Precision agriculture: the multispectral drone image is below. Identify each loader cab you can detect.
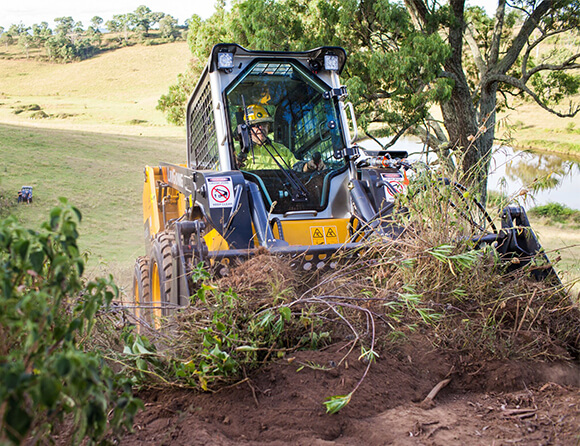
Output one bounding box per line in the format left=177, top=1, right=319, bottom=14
left=185, top=44, right=352, bottom=217
left=224, top=58, right=348, bottom=214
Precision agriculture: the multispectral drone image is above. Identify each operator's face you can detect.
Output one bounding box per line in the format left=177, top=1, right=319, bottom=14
left=251, top=123, right=269, bottom=144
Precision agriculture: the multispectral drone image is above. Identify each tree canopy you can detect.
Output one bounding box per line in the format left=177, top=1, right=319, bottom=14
left=159, top=0, right=580, bottom=199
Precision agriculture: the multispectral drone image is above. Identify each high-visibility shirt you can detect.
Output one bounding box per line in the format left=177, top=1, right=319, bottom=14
left=244, top=141, right=298, bottom=170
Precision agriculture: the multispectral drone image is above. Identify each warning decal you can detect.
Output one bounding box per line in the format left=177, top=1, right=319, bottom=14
left=325, top=227, right=338, bottom=244
left=311, top=227, right=325, bottom=245
left=207, top=177, right=234, bottom=208
left=381, top=173, right=406, bottom=198
left=310, top=226, right=339, bottom=245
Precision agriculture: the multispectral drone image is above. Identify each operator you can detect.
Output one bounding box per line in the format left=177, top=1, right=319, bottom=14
left=238, top=104, right=298, bottom=170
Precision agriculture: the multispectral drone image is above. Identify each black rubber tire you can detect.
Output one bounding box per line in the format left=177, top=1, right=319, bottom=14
left=149, top=232, right=173, bottom=328
left=132, top=256, right=150, bottom=329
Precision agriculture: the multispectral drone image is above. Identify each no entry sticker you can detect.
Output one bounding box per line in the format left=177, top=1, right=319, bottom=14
left=207, top=177, right=234, bottom=208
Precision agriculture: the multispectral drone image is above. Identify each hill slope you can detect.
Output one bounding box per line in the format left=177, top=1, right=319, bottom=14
left=0, top=42, right=190, bottom=135
left=0, top=42, right=191, bottom=288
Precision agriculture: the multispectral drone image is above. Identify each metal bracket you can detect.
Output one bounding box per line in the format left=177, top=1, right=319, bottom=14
left=323, top=86, right=348, bottom=100
left=337, top=146, right=360, bottom=159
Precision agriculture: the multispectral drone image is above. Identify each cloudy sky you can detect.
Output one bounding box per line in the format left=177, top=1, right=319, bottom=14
left=0, top=0, right=498, bottom=31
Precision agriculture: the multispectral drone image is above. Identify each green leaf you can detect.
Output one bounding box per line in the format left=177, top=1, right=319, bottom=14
left=17, top=240, right=30, bottom=260
left=55, top=356, right=71, bottom=376
left=40, top=376, right=61, bottom=407
left=4, top=399, right=32, bottom=442
left=279, top=306, right=291, bottom=321
left=323, top=393, right=352, bottom=414
left=29, top=249, right=45, bottom=272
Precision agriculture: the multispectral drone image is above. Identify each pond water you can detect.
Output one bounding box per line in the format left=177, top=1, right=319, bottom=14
left=358, top=137, right=580, bottom=210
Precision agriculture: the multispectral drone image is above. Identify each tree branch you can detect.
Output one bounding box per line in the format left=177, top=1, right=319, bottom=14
left=465, top=23, right=486, bottom=76
left=496, top=0, right=552, bottom=74
left=403, top=0, right=430, bottom=30
left=521, top=27, right=578, bottom=77
left=486, top=73, right=580, bottom=117
left=524, top=56, right=580, bottom=81
left=489, top=0, right=506, bottom=67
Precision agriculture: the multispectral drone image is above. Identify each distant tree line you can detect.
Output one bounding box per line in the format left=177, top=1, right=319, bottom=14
left=0, top=5, right=187, bottom=62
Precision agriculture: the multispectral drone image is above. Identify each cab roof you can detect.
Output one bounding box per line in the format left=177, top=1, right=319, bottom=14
left=209, top=43, right=348, bottom=75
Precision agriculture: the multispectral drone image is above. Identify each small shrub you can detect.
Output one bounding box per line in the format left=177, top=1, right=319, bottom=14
left=529, top=202, right=580, bottom=225
left=127, top=119, right=148, bottom=125
left=29, top=110, right=49, bottom=119
left=565, top=122, right=578, bottom=134
left=0, top=201, right=142, bottom=444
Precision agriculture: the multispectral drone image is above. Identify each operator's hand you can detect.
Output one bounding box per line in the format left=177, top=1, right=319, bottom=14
left=303, top=159, right=325, bottom=172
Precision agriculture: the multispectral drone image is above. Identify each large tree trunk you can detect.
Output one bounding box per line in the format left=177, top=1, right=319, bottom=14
left=441, top=0, right=480, bottom=190
left=474, top=82, right=498, bottom=203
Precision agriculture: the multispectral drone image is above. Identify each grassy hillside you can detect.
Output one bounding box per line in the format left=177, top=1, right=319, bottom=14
left=0, top=123, right=183, bottom=287
left=0, top=41, right=191, bottom=290
left=0, top=42, right=190, bottom=136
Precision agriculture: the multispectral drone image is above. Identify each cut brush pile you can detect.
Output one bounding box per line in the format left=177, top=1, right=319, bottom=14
left=111, top=176, right=579, bottom=416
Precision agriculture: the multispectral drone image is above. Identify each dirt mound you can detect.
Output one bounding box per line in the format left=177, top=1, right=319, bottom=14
left=118, top=248, right=580, bottom=445
left=120, top=335, right=580, bottom=445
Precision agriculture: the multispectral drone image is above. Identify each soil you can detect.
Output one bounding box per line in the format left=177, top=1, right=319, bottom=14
left=120, top=335, right=580, bottom=445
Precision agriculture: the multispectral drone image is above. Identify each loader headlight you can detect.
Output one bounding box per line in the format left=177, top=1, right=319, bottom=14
left=217, top=52, right=234, bottom=71
left=324, top=54, right=340, bottom=71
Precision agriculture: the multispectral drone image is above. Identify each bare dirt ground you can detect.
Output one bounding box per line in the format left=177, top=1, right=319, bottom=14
left=120, top=336, right=580, bottom=445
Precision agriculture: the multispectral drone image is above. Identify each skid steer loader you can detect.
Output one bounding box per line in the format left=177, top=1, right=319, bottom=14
left=132, top=43, right=554, bottom=327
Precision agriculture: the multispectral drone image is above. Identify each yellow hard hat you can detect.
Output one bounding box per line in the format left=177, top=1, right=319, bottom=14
left=246, top=104, right=273, bottom=124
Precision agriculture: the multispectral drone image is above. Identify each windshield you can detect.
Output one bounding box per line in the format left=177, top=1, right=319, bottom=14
left=225, top=60, right=346, bottom=213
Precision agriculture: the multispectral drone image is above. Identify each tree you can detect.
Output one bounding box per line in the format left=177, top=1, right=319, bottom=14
left=90, top=16, right=104, bottom=30
left=17, top=30, right=32, bottom=58
left=31, top=22, right=52, bottom=47
left=54, top=16, right=75, bottom=37
left=158, top=5, right=233, bottom=124
left=0, top=32, right=14, bottom=48
left=380, top=0, right=576, bottom=199
left=111, top=13, right=132, bottom=43
left=105, top=18, right=122, bottom=33
left=159, top=0, right=580, bottom=201
left=46, top=16, right=99, bottom=62
left=88, top=16, right=103, bottom=46
left=158, top=14, right=179, bottom=39
left=130, top=5, right=164, bottom=37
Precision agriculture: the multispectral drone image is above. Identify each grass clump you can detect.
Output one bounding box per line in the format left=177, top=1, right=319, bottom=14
left=12, top=104, right=42, bottom=115
left=29, top=110, right=49, bottom=119
left=127, top=119, right=148, bottom=125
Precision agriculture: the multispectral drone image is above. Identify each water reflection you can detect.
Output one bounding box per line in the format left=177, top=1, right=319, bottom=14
left=358, top=137, right=580, bottom=210
left=488, top=147, right=580, bottom=209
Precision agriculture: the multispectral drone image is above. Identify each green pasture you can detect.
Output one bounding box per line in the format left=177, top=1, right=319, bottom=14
left=0, top=123, right=184, bottom=289
left=0, top=42, right=191, bottom=136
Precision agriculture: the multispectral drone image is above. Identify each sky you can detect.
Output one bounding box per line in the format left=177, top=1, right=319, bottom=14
left=0, top=0, right=498, bottom=31
left=0, top=0, right=222, bottom=30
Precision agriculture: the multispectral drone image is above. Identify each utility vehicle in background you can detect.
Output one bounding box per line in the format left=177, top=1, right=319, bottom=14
left=132, top=43, right=552, bottom=327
